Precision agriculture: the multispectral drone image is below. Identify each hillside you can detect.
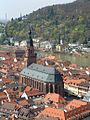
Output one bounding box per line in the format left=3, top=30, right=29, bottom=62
left=1, top=0, right=90, bottom=44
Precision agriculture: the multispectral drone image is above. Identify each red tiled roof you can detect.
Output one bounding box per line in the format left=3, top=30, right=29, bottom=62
left=0, top=92, right=7, bottom=99
left=24, top=86, right=32, bottom=92
left=65, top=79, right=85, bottom=85
left=2, top=77, right=12, bottom=84
left=26, top=88, right=44, bottom=97
left=65, top=99, right=87, bottom=111
left=44, top=93, right=66, bottom=103
left=36, top=107, right=66, bottom=120
left=69, top=64, right=77, bottom=68
left=18, top=99, right=28, bottom=106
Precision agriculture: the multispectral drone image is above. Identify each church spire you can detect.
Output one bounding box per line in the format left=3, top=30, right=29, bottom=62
left=27, top=26, right=37, bottom=67
left=28, top=29, right=33, bottom=47
left=27, top=25, right=33, bottom=48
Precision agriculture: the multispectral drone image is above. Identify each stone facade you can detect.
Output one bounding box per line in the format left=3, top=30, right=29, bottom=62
left=27, top=46, right=36, bottom=66
left=20, top=76, right=64, bottom=96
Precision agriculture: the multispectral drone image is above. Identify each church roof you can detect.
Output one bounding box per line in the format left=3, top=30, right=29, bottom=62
left=20, top=63, right=63, bottom=83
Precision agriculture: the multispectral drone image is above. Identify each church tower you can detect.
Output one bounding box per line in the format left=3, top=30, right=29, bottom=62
left=27, top=29, right=37, bottom=67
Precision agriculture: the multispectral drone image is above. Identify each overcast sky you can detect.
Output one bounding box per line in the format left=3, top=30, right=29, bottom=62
left=0, top=0, right=75, bottom=20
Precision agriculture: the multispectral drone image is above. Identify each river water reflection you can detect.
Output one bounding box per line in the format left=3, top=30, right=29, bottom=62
left=36, top=51, right=90, bottom=67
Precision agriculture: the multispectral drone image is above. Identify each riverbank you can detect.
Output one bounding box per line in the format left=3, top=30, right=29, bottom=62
left=36, top=50, right=90, bottom=67
left=0, top=45, right=90, bottom=67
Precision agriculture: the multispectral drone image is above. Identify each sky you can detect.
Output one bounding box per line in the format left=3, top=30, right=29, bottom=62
left=0, top=0, right=75, bottom=20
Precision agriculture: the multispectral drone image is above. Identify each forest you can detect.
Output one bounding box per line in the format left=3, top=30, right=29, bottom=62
left=0, top=0, right=90, bottom=45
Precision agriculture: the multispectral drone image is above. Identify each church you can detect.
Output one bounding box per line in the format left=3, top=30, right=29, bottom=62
left=20, top=30, right=64, bottom=96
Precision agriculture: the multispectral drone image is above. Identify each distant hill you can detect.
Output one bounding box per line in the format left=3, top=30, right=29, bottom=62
left=2, top=0, right=90, bottom=44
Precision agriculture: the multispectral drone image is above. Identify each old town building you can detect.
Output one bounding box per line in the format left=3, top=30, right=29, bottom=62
left=64, top=78, right=90, bottom=97
left=20, top=63, right=64, bottom=96
left=20, top=30, right=64, bottom=96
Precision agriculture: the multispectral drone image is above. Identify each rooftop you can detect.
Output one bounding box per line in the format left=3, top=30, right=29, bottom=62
left=65, top=99, right=87, bottom=111
left=36, top=107, right=65, bottom=120
left=21, top=63, right=63, bottom=83
left=44, top=93, right=66, bottom=104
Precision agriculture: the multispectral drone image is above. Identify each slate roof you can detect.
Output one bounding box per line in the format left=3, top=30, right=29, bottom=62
left=21, top=63, right=63, bottom=83
left=15, top=49, right=25, bottom=53
left=79, top=82, right=90, bottom=87
left=15, top=49, right=25, bottom=58
left=6, top=82, right=19, bottom=89
left=1, top=102, right=16, bottom=111
left=18, top=107, right=35, bottom=120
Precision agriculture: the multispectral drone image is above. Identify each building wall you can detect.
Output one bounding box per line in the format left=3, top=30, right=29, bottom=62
left=64, top=83, right=89, bottom=97
left=68, top=85, right=78, bottom=95
left=78, top=87, right=88, bottom=97
left=20, top=75, right=64, bottom=96
left=27, top=46, right=36, bottom=66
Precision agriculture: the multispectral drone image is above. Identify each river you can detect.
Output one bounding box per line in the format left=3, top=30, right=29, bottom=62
left=0, top=45, right=90, bottom=67
left=36, top=51, right=90, bottom=67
